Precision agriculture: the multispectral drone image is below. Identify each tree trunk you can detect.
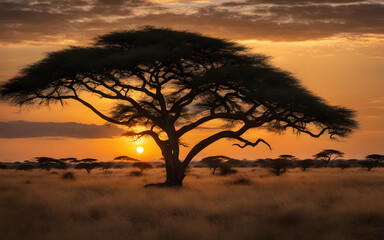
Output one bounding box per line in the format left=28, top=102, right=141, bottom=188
left=164, top=159, right=185, bottom=186
left=145, top=157, right=185, bottom=188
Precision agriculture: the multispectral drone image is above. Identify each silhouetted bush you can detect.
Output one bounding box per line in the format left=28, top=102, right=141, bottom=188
left=337, top=162, right=350, bottom=171
left=132, top=162, right=153, bottom=172
left=219, top=164, right=237, bottom=175
left=16, top=164, right=35, bottom=171
left=129, top=171, right=143, bottom=177
left=62, top=172, right=75, bottom=180
left=0, top=164, right=7, bottom=170
left=268, top=159, right=292, bottom=176
left=229, top=177, right=252, bottom=185
left=297, top=159, right=313, bottom=171
left=360, top=160, right=378, bottom=171
left=75, top=162, right=101, bottom=174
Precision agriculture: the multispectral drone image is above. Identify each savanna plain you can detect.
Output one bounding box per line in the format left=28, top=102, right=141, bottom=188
left=0, top=167, right=383, bottom=240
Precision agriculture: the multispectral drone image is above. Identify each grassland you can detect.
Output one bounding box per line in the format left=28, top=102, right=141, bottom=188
left=0, top=167, right=383, bottom=240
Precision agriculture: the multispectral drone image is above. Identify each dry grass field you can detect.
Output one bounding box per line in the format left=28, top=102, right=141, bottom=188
left=0, top=167, right=383, bottom=240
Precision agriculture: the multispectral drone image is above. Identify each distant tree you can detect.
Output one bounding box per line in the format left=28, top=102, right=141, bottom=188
left=100, top=162, right=114, bottom=170
left=297, top=159, right=313, bottom=171
left=268, top=159, right=292, bottom=176
left=114, top=156, right=139, bottom=168
left=337, top=162, right=350, bottom=171
left=200, top=155, right=228, bottom=174
left=279, top=154, right=296, bottom=160
left=0, top=27, right=357, bottom=186
left=313, top=149, right=344, bottom=167
left=360, top=154, right=384, bottom=171
left=75, top=162, right=101, bottom=174
left=365, top=154, right=384, bottom=164
left=34, top=157, right=68, bottom=171
left=60, top=157, right=78, bottom=162
left=360, top=160, right=377, bottom=171
left=80, top=158, right=97, bottom=162
left=132, top=162, right=153, bottom=173
left=0, top=164, right=7, bottom=170
left=16, top=164, right=35, bottom=171
left=219, top=163, right=238, bottom=176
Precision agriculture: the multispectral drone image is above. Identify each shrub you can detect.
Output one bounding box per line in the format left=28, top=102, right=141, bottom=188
left=62, top=172, right=75, bottom=180
left=219, top=164, right=238, bottom=176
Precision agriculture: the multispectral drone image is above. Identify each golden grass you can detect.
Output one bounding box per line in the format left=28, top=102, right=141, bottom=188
left=0, top=168, right=383, bottom=240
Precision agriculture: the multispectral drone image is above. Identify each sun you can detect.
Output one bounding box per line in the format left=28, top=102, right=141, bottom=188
left=136, top=147, right=144, bottom=154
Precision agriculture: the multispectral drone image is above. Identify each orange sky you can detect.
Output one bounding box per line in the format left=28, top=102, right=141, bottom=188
left=0, top=0, right=383, bottom=161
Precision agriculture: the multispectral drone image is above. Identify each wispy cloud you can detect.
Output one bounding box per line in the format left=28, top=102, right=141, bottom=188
left=0, top=0, right=383, bottom=44
left=0, top=121, right=123, bottom=138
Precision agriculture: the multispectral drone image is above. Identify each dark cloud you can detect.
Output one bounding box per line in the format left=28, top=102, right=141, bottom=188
left=0, top=121, right=123, bottom=138
left=0, top=0, right=382, bottom=43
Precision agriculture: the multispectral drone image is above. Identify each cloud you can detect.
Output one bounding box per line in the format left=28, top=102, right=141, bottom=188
left=0, top=121, right=123, bottom=138
left=0, top=0, right=383, bottom=44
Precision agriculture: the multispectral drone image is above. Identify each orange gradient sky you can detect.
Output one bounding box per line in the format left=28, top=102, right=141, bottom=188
left=0, top=0, right=383, bottom=161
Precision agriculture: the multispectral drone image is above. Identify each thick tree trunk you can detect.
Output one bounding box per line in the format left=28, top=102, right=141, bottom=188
left=164, top=158, right=185, bottom=186
left=145, top=156, right=185, bottom=188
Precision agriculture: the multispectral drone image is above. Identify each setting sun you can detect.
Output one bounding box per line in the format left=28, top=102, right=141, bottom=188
left=136, top=147, right=144, bottom=154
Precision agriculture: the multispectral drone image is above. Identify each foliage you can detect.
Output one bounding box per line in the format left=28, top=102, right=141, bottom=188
left=219, top=163, right=238, bottom=176
left=200, top=155, right=232, bottom=174
left=132, top=162, right=153, bottom=172
left=16, top=164, right=35, bottom=171
left=75, top=162, right=101, bottom=174
left=313, top=149, right=344, bottom=166
left=268, top=159, right=292, bottom=176
left=297, top=159, right=313, bottom=171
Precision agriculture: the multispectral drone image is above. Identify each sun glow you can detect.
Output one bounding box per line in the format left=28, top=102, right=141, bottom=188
left=136, top=147, right=144, bottom=154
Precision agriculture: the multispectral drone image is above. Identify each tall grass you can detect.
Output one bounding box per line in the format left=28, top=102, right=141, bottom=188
left=0, top=168, right=383, bottom=240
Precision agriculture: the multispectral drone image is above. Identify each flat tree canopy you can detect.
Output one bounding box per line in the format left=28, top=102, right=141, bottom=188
left=0, top=27, right=357, bottom=186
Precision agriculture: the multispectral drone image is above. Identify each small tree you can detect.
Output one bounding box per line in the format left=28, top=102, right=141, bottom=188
left=16, top=164, right=35, bottom=171
left=297, top=159, right=313, bottom=171
left=313, top=149, right=344, bottom=167
left=34, top=157, right=68, bottom=171
left=268, top=158, right=292, bottom=176
left=361, top=154, right=384, bottom=171
left=0, top=27, right=357, bottom=186
left=279, top=154, right=296, bottom=160
left=365, top=154, right=384, bottom=165
left=75, top=162, right=101, bottom=174
left=200, top=155, right=230, bottom=174
left=132, top=162, right=153, bottom=172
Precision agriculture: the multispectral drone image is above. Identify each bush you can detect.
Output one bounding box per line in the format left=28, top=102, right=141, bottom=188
left=129, top=171, right=143, bottom=177
left=219, top=164, right=237, bottom=176
left=268, top=159, right=291, bottom=176
left=229, top=177, right=252, bottom=185
left=62, top=172, right=75, bottom=180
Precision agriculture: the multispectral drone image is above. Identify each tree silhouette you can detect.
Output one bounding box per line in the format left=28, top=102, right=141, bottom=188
left=16, top=164, right=35, bottom=171
left=297, top=159, right=313, bottom=171
left=268, top=158, right=292, bottom=176
left=0, top=27, right=357, bottom=186
left=34, top=157, right=68, bottom=171
left=132, top=162, right=153, bottom=172
left=75, top=162, right=101, bottom=174
left=313, top=149, right=344, bottom=167
left=200, top=155, right=232, bottom=174
left=361, top=154, right=384, bottom=171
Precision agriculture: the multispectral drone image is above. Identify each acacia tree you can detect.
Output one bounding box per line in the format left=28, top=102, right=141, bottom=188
left=0, top=27, right=357, bottom=186
left=313, top=149, right=344, bottom=167
left=200, top=155, right=233, bottom=174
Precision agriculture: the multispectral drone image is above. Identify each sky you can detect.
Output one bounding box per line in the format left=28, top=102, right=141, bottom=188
left=0, top=0, right=383, bottom=162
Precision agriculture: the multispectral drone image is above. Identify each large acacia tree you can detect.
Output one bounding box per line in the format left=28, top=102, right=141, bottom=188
left=0, top=27, right=357, bottom=186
